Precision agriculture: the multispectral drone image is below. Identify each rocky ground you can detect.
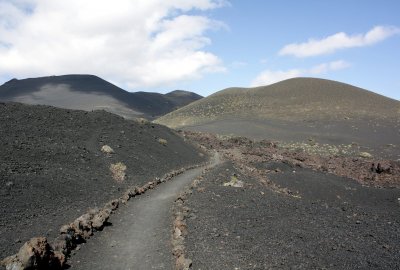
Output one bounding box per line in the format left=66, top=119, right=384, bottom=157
left=182, top=131, right=400, bottom=269
left=0, top=102, right=205, bottom=262
left=183, top=131, right=400, bottom=188
left=2, top=101, right=399, bottom=270
left=176, top=116, right=400, bottom=160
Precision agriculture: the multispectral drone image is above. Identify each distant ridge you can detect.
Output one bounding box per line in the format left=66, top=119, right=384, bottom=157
left=165, top=90, right=203, bottom=109
left=156, top=77, right=399, bottom=128
left=0, top=75, right=202, bottom=119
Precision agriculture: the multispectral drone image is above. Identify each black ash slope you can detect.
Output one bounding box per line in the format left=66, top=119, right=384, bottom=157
left=0, top=102, right=204, bottom=259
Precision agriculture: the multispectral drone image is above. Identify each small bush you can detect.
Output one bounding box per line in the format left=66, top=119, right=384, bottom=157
left=359, top=152, right=373, bottom=158
left=223, top=175, right=244, bottom=188
left=158, top=138, right=168, bottom=146
left=110, top=162, right=126, bottom=182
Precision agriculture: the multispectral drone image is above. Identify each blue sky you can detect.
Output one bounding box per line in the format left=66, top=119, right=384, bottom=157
left=0, top=0, right=399, bottom=99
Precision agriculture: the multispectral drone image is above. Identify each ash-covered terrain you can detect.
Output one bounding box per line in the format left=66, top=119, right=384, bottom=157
left=1, top=76, right=399, bottom=270
left=0, top=102, right=204, bottom=260
left=156, top=78, right=400, bottom=160
left=182, top=131, right=400, bottom=269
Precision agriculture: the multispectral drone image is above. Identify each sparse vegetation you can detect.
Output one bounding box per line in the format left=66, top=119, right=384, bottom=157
left=158, top=138, right=168, bottom=146
left=359, top=151, right=373, bottom=158
left=278, top=141, right=359, bottom=157
left=156, top=78, right=400, bottom=129
left=223, top=174, right=244, bottom=188
left=110, top=162, right=127, bottom=182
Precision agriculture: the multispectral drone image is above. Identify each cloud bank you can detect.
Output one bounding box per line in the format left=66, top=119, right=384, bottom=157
left=279, top=26, right=400, bottom=58
left=250, top=60, right=350, bottom=87
left=0, top=0, right=227, bottom=89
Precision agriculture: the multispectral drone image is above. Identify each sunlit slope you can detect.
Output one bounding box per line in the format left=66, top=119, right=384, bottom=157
left=156, top=78, right=399, bottom=128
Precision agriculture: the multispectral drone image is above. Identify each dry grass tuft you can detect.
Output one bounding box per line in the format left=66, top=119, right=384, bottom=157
left=158, top=138, right=168, bottom=146
left=359, top=152, right=373, bottom=159
left=110, top=162, right=127, bottom=182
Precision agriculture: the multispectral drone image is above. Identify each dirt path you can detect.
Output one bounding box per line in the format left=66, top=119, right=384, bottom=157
left=68, top=153, right=221, bottom=270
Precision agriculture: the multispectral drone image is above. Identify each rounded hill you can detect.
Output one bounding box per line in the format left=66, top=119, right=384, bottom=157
left=156, top=77, right=399, bottom=129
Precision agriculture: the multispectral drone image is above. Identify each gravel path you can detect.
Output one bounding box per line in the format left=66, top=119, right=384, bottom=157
left=69, top=153, right=221, bottom=270
left=0, top=102, right=205, bottom=259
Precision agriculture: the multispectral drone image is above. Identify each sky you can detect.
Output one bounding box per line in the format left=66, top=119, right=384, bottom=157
left=0, top=0, right=399, bottom=99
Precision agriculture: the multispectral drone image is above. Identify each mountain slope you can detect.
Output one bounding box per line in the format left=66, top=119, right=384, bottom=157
left=156, top=78, right=400, bottom=158
left=165, top=90, right=203, bottom=109
left=156, top=77, right=399, bottom=128
left=0, top=101, right=204, bottom=260
left=0, top=75, right=202, bottom=119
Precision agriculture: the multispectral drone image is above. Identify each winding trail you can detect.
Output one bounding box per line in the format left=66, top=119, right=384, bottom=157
left=69, top=153, right=221, bottom=270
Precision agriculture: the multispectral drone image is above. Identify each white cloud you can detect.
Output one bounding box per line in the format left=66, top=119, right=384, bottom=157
left=250, top=60, right=350, bottom=87
left=279, top=26, right=400, bottom=58
left=251, top=69, right=302, bottom=87
left=0, top=0, right=227, bottom=89
left=309, top=60, right=350, bottom=75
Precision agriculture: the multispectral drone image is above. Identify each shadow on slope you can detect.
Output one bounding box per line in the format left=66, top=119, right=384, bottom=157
left=0, top=75, right=202, bottom=119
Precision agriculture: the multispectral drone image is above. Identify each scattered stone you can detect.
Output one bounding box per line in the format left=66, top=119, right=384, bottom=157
left=172, top=245, right=185, bottom=257
left=52, top=235, right=68, bottom=254
left=105, top=199, right=119, bottom=211
left=1, top=237, right=65, bottom=270
left=174, top=227, right=183, bottom=238
left=100, top=145, right=114, bottom=154
left=370, top=161, right=392, bottom=174
left=5, top=181, right=14, bottom=187
left=174, top=220, right=187, bottom=236
left=176, top=255, right=192, bottom=270
left=92, top=209, right=111, bottom=230
left=1, top=255, right=21, bottom=270
left=120, top=191, right=131, bottom=204
left=59, top=225, right=70, bottom=235
left=71, top=213, right=94, bottom=239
